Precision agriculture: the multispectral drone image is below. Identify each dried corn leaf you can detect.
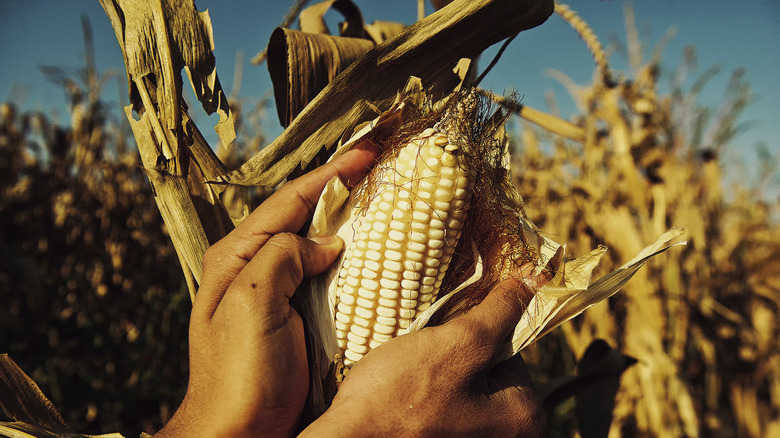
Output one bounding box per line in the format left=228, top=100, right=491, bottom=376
left=0, top=355, right=71, bottom=434
left=0, top=355, right=126, bottom=438
left=268, top=28, right=374, bottom=126
left=99, top=0, right=235, bottom=149
left=218, top=0, right=554, bottom=188
left=298, top=0, right=407, bottom=44
left=564, top=245, right=608, bottom=290
left=540, top=339, right=636, bottom=411
left=573, top=341, right=637, bottom=437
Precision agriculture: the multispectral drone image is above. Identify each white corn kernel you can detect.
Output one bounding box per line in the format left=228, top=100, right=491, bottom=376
left=333, top=130, right=472, bottom=366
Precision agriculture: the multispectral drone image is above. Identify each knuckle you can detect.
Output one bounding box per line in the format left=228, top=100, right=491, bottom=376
left=265, top=233, right=304, bottom=285
left=449, top=317, right=496, bottom=357
left=278, top=180, right=318, bottom=214
left=201, top=243, right=218, bottom=264
left=493, top=280, right=527, bottom=318
left=266, top=231, right=298, bottom=249
left=201, top=242, right=224, bottom=272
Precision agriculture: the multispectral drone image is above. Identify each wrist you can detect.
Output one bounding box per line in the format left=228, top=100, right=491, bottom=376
left=155, top=397, right=299, bottom=438
left=300, top=407, right=368, bottom=437
left=153, top=400, right=212, bottom=438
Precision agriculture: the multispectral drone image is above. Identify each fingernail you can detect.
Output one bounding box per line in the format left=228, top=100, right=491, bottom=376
left=310, top=235, right=342, bottom=247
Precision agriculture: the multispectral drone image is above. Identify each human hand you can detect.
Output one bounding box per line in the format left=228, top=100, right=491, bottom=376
left=154, top=146, right=379, bottom=438
left=303, top=266, right=548, bottom=438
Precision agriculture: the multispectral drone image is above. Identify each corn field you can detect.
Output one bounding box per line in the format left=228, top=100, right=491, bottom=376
left=1, top=1, right=778, bottom=437
left=512, top=5, right=780, bottom=437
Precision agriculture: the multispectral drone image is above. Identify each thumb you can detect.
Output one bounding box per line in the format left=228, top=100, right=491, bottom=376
left=302, top=234, right=346, bottom=277
left=463, top=277, right=531, bottom=341
left=249, top=233, right=343, bottom=296
left=456, top=264, right=539, bottom=351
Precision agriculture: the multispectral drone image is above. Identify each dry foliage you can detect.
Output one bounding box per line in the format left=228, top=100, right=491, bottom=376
left=514, top=4, right=780, bottom=437
left=1, top=1, right=778, bottom=437
left=0, top=22, right=190, bottom=434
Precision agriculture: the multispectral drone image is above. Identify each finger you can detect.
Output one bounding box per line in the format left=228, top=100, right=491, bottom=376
left=208, top=233, right=344, bottom=321
left=197, top=147, right=378, bottom=302
left=238, top=146, right=379, bottom=241
left=458, top=277, right=533, bottom=345
left=338, top=138, right=383, bottom=188
left=460, top=261, right=550, bottom=336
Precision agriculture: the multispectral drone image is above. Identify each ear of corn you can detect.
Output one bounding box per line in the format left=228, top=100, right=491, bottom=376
left=333, top=128, right=473, bottom=365
left=304, top=85, right=685, bottom=427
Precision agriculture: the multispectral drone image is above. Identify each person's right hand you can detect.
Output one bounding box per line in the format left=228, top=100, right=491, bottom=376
left=152, top=146, right=379, bottom=438
left=302, top=267, right=548, bottom=438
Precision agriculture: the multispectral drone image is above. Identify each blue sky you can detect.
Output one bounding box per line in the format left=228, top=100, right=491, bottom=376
left=1, top=0, right=778, bottom=194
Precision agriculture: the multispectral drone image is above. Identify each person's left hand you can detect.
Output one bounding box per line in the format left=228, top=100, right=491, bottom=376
left=301, top=266, right=548, bottom=438
left=154, top=147, right=378, bottom=438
